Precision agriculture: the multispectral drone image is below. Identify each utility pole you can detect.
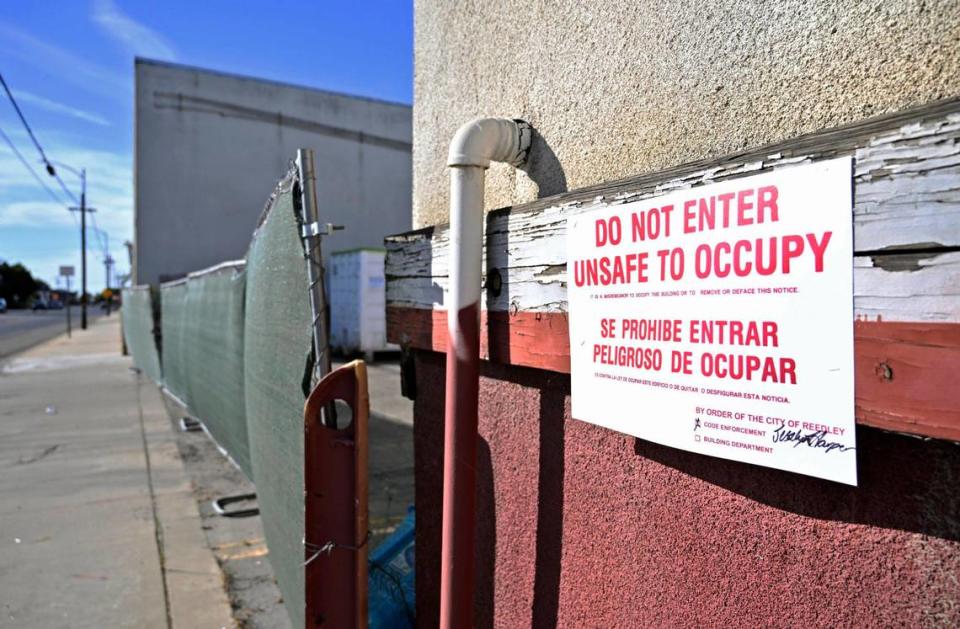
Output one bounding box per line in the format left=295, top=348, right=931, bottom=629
left=103, top=250, right=114, bottom=316
left=101, top=229, right=113, bottom=315
left=68, top=169, right=94, bottom=330
left=58, top=266, right=74, bottom=337
left=64, top=274, right=72, bottom=338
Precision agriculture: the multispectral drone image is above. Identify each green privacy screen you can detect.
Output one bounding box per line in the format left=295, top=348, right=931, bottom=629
left=158, top=263, right=252, bottom=479
left=243, top=174, right=312, bottom=628
left=159, top=280, right=191, bottom=406
left=184, top=262, right=252, bottom=478
left=152, top=171, right=314, bottom=626
left=121, top=285, right=162, bottom=383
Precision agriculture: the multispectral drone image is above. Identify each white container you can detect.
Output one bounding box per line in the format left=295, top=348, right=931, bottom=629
left=329, top=249, right=394, bottom=358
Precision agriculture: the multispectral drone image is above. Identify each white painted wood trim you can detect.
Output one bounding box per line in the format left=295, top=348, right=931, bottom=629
left=387, top=109, right=960, bottom=323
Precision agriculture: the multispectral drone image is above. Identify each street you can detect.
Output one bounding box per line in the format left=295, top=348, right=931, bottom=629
left=0, top=307, right=102, bottom=360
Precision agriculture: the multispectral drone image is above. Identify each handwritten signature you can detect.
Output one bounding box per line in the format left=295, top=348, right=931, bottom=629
left=771, top=425, right=855, bottom=454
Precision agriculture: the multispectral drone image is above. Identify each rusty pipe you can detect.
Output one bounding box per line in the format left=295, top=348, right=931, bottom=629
left=440, top=118, right=530, bottom=628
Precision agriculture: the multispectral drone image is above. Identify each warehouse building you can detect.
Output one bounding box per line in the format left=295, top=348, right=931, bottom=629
left=134, top=58, right=411, bottom=285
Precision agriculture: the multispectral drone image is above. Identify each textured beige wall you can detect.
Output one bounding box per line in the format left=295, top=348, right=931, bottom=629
left=413, top=0, right=960, bottom=228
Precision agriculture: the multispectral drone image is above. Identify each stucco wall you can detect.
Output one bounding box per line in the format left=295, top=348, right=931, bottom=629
left=135, top=59, right=412, bottom=285
left=413, top=351, right=960, bottom=626
left=413, top=0, right=960, bottom=227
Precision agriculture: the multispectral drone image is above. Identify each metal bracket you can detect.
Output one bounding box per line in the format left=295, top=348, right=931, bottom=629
left=179, top=416, right=202, bottom=432
left=211, top=493, right=260, bottom=518
left=301, top=222, right=345, bottom=239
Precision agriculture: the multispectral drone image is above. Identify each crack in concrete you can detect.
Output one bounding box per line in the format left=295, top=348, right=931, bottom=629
left=15, top=444, right=59, bottom=465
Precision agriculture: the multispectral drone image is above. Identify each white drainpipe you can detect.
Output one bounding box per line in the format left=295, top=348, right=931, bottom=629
left=440, top=117, right=531, bottom=628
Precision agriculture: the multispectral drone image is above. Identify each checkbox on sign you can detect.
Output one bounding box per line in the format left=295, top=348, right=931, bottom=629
left=694, top=435, right=701, bottom=442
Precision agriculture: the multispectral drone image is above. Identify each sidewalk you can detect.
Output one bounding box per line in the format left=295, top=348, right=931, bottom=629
left=0, top=316, right=233, bottom=628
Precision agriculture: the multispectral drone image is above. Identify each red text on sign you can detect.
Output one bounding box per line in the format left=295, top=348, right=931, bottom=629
left=683, top=185, right=779, bottom=234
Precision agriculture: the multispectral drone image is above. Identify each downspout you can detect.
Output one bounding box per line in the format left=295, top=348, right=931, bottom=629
left=441, top=118, right=531, bottom=628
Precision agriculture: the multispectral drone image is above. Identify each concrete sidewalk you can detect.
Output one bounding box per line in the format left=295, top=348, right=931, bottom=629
left=0, top=316, right=233, bottom=628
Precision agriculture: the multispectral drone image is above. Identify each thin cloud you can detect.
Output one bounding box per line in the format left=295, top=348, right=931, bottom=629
left=0, top=139, right=132, bottom=239
left=0, top=145, right=133, bottom=289
left=0, top=200, right=76, bottom=228
left=0, top=22, right=128, bottom=98
left=11, top=90, right=110, bottom=127
left=91, top=0, right=176, bottom=61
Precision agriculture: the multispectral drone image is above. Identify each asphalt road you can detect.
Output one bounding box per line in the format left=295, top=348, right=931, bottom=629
left=0, top=307, right=104, bottom=359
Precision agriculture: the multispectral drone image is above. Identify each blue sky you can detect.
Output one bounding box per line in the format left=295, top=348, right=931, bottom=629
left=0, top=1, right=412, bottom=291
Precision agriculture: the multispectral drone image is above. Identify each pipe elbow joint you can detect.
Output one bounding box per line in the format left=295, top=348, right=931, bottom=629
left=447, top=118, right=531, bottom=169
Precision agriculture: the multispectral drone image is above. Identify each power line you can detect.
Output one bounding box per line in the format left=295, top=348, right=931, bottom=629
left=0, top=123, right=68, bottom=207
left=76, top=201, right=110, bottom=258
left=0, top=73, right=52, bottom=167
left=67, top=203, right=79, bottom=228
left=1, top=72, right=115, bottom=288
left=0, top=74, right=108, bottom=322
left=0, top=123, right=78, bottom=228
left=51, top=167, right=78, bottom=205
left=0, top=72, right=78, bottom=205
left=89, top=213, right=109, bottom=254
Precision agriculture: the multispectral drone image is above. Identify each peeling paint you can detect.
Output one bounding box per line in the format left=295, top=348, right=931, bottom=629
left=871, top=249, right=954, bottom=273
left=388, top=105, right=960, bottom=324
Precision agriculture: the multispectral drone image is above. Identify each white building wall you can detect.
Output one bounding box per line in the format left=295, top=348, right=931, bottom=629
left=413, top=0, right=960, bottom=228
left=329, top=249, right=390, bottom=355
left=134, top=59, right=412, bottom=285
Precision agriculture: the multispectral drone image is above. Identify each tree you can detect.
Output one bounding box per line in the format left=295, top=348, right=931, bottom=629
left=0, top=262, right=49, bottom=307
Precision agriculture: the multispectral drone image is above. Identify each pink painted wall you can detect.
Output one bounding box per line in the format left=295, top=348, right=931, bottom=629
left=413, top=350, right=960, bottom=627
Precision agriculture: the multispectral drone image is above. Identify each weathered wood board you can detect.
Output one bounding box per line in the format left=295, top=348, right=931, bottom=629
left=386, top=99, right=960, bottom=442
